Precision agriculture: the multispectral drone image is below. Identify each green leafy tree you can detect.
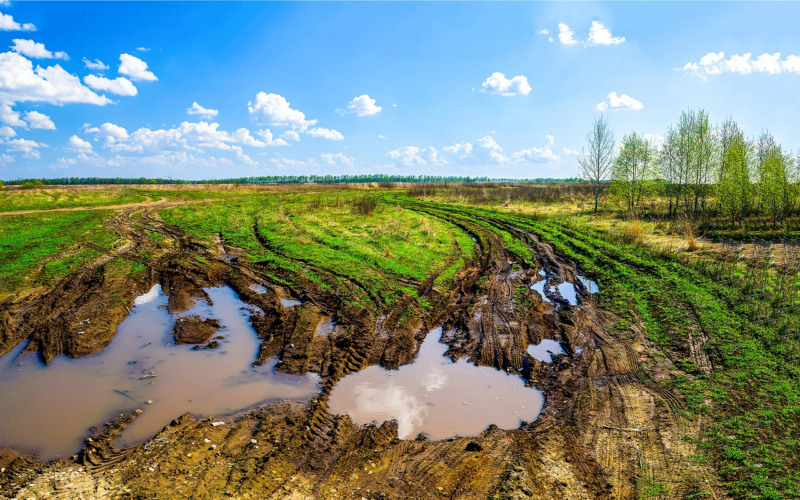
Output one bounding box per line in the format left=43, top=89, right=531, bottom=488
left=612, top=132, right=658, bottom=213
left=715, top=118, right=754, bottom=226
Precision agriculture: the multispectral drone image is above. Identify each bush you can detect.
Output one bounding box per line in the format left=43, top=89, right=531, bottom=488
left=20, top=181, right=35, bottom=189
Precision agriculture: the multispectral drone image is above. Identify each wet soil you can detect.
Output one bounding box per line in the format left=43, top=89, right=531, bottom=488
left=173, top=316, right=220, bottom=345
left=0, top=199, right=727, bottom=499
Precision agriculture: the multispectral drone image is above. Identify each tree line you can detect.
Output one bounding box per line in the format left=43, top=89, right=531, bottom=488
left=579, top=110, right=799, bottom=226
left=1, top=174, right=585, bottom=187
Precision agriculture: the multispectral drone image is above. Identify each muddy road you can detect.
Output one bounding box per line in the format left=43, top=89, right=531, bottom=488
left=0, top=199, right=726, bottom=499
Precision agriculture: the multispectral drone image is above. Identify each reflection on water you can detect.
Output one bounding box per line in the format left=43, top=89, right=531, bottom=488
left=557, top=282, right=577, bottom=305
left=530, top=279, right=551, bottom=303
left=578, top=276, right=599, bottom=294
left=328, top=328, right=543, bottom=440
left=527, top=339, right=565, bottom=362
left=281, top=298, right=302, bottom=307
left=249, top=283, right=268, bottom=294
left=0, top=285, right=320, bottom=460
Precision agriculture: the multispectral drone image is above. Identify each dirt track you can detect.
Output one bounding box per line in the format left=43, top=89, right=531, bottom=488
left=0, top=199, right=727, bottom=499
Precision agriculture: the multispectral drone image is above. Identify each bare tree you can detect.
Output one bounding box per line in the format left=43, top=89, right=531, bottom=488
left=578, top=115, right=615, bottom=213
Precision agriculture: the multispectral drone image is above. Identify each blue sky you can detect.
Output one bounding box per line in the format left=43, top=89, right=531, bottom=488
left=0, top=1, right=798, bottom=180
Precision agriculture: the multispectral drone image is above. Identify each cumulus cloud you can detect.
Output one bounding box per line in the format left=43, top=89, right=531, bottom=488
left=0, top=153, right=14, bottom=166
left=342, top=94, right=382, bottom=116
left=0, top=12, right=35, bottom=32
left=280, top=130, right=300, bottom=142
left=255, top=128, right=289, bottom=147
left=537, top=28, right=549, bottom=35
left=543, top=135, right=555, bottom=146
left=596, top=92, right=643, bottom=111
left=0, top=103, right=25, bottom=127
left=0, top=52, right=111, bottom=105
left=11, top=39, right=68, bottom=60
left=24, top=110, right=54, bottom=129
left=82, top=58, right=108, bottom=71
left=386, top=146, right=447, bottom=167
left=558, top=23, right=578, bottom=45
left=83, top=120, right=273, bottom=167
left=481, top=72, right=531, bottom=96
left=248, top=92, right=316, bottom=131
left=306, top=127, right=343, bottom=141
left=84, top=75, right=137, bottom=96
left=0, top=125, right=15, bottom=137
left=511, top=144, right=560, bottom=163
left=6, top=137, right=46, bottom=159
left=321, top=152, right=355, bottom=167
left=681, top=52, right=800, bottom=77
left=118, top=53, right=157, bottom=81
left=68, top=135, right=93, bottom=152
left=187, top=101, right=218, bottom=118
left=585, top=22, right=625, bottom=46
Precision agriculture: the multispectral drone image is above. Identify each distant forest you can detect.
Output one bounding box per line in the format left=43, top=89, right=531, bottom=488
left=2, top=175, right=584, bottom=186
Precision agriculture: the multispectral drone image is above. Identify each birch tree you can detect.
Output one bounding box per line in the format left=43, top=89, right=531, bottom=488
left=612, top=132, right=657, bottom=213
left=578, top=115, right=615, bottom=213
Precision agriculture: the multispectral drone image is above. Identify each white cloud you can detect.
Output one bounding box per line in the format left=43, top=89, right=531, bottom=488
left=321, top=152, right=355, bottom=167
left=0, top=103, right=24, bottom=127
left=82, top=58, right=109, bottom=71
left=511, top=145, right=560, bottom=163
left=11, top=39, right=68, bottom=60
left=378, top=134, right=387, bottom=139
left=682, top=52, right=800, bottom=77
left=0, top=12, right=35, bottom=32
left=386, top=146, right=447, bottom=166
left=6, top=137, right=46, bottom=158
left=187, top=101, right=218, bottom=118
left=562, top=147, right=581, bottom=157
left=84, top=75, right=137, bottom=96
left=643, top=133, right=664, bottom=145
left=84, top=122, right=129, bottom=146
left=443, top=142, right=473, bottom=159
left=24, top=110, right=54, bottom=129
left=83, top=120, right=270, bottom=167
left=68, top=135, right=93, bottom=152
left=255, top=128, right=289, bottom=147
left=247, top=92, right=316, bottom=131
left=118, top=53, right=157, bottom=82
left=481, top=72, right=531, bottom=96
left=543, top=135, right=555, bottom=146
left=0, top=153, right=14, bottom=166
left=558, top=23, right=578, bottom=45
left=343, top=94, right=382, bottom=116
left=280, top=130, right=300, bottom=142
left=136, top=47, right=151, bottom=52
left=537, top=29, right=549, bottom=35
left=596, top=92, right=643, bottom=111
left=306, top=127, right=343, bottom=141
left=585, top=22, right=625, bottom=46
left=0, top=52, right=111, bottom=105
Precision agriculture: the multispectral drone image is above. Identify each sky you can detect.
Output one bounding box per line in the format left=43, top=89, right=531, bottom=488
left=0, top=1, right=799, bottom=181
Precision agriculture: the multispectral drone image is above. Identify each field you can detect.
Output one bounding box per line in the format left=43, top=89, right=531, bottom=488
left=0, top=183, right=797, bottom=500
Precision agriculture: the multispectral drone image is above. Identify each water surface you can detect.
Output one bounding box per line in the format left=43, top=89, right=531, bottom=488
left=0, top=285, right=320, bottom=459
left=328, top=328, right=543, bottom=440
left=527, top=339, right=565, bottom=362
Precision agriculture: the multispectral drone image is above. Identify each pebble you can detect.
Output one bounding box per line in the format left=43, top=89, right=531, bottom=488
left=210, top=444, right=217, bottom=450
left=211, top=421, right=225, bottom=426
left=204, top=439, right=211, bottom=443
left=250, top=439, right=257, bottom=445
left=147, top=400, right=153, bottom=404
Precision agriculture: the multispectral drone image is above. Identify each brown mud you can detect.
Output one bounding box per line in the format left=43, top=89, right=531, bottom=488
left=0, top=200, right=727, bottom=499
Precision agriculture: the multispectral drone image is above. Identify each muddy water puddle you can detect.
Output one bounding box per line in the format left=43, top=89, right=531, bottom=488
left=328, top=328, right=543, bottom=440
left=0, top=286, right=320, bottom=460
left=527, top=339, right=565, bottom=362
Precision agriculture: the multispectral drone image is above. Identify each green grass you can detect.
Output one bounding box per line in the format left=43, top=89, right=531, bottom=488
left=161, top=192, right=474, bottom=308
left=0, top=210, right=118, bottom=295
left=0, top=187, right=151, bottom=211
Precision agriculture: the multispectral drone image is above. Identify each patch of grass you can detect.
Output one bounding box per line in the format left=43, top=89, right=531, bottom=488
left=0, top=210, right=117, bottom=294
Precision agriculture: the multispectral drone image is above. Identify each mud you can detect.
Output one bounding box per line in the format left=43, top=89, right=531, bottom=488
left=0, top=198, right=728, bottom=499
left=173, top=316, right=220, bottom=344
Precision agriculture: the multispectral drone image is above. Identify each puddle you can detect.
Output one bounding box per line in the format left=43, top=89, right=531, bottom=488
left=578, top=276, right=599, bottom=294
left=314, top=316, right=336, bottom=337
left=281, top=298, right=302, bottom=307
left=557, top=282, right=577, bottom=305
left=328, top=328, right=543, bottom=440
left=527, top=339, right=565, bottom=363
left=539, top=269, right=546, bottom=278
left=0, top=285, right=320, bottom=460
left=249, top=283, right=268, bottom=294
left=530, top=279, right=551, bottom=303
